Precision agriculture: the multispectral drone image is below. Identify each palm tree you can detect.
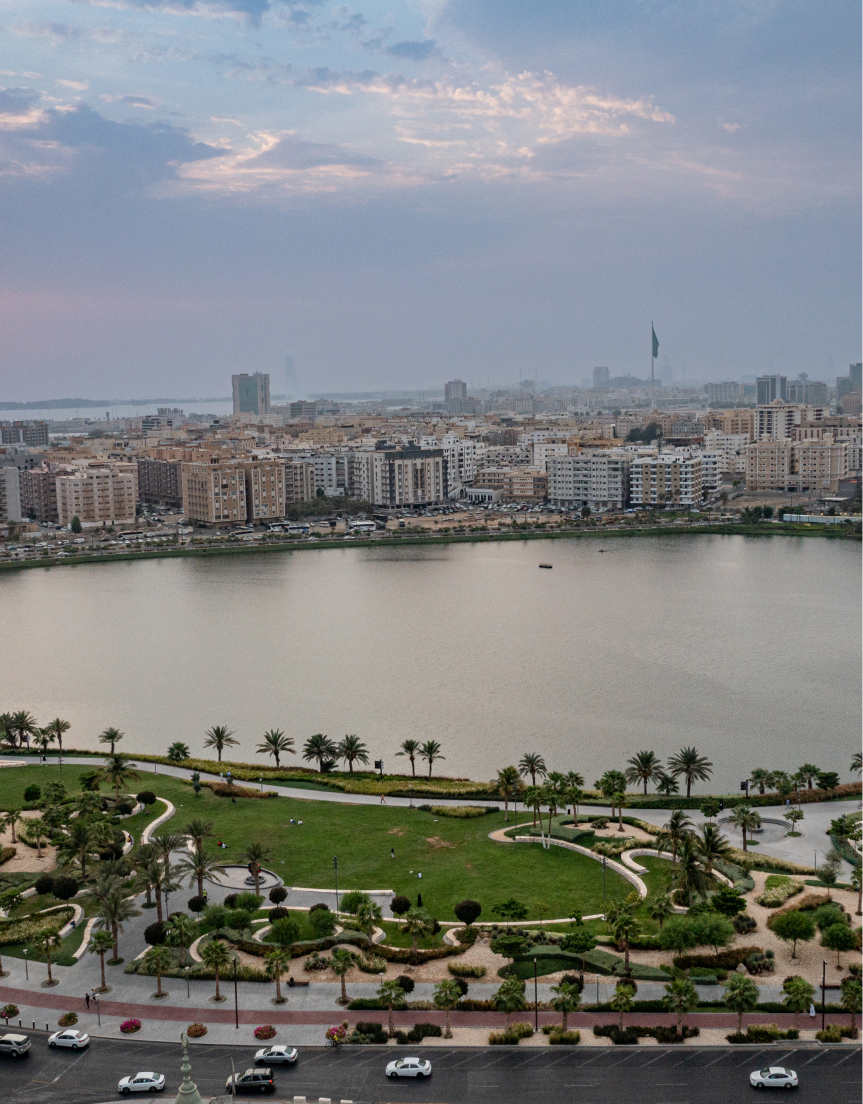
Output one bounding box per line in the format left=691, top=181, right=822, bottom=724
left=302, top=733, right=338, bottom=772
left=244, top=841, right=270, bottom=897
left=167, top=742, right=190, bottom=763
left=44, top=718, right=71, bottom=754
left=612, top=790, right=627, bottom=833
left=256, top=729, right=295, bottom=769
left=840, top=976, right=862, bottom=1031
left=748, top=768, right=774, bottom=795
left=625, top=750, right=661, bottom=795
left=663, top=977, right=698, bottom=1032
left=518, top=753, right=547, bottom=787
left=496, top=766, right=521, bottom=822
left=37, top=932, right=62, bottom=986
left=145, top=945, right=172, bottom=997
left=401, top=907, right=434, bottom=962
left=35, top=729, right=55, bottom=756
left=610, top=982, right=635, bottom=1030
left=671, top=836, right=711, bottom=907
left=649, top=894, right=674, bottom=930
left=265, top=947, right=291, bottom=1003
left=2, top=808, right=21, bottom=844
left=203, top=725, right=239, bottom=762
left=97, top=754, right=139, bottom=800
left=57, top=820, right=99, bottom=878
left=564, top=771, right=585, bottom=823
left=0, top=713, right=14, bottom=747
left=419, top=740, right=445, bottom=778
left=98, top=727, right=124, bottom=754
left=141, top=859, right=166, bottom=922
left=25, top=817, right=50, bottom=859
left=184, top=818, right=215, bottom=851
left=797, top=764, right=821, bottom=790
left=200, top=939, right=233, bottom=1002
left=330, top=947, right=354, bottom=1005
left=88, top=929, right=114, bottom=992
left=176, top=844, right=227, bottom=900
left=395, top=739, right=420, bottom=776
left=356, top=898, right=382, bottom=939
left=782, top=976, right=815, bottom=1028
left=165, top=913, right=198, bottom=966
left=852, top=751, right=862, bottom=775
left=522, top=785, right=547, bottom=842
left=656, top=809, right=693, bottom=863
left=666, top=747, right=713, bottom=798
left=433, top=979, right=463, bottom=1038
left=850, top=867, right=862, bottom=917
left=337, top=735, right=369, bottom=773
left=697, top=823, right=733, bottom=876
left=729, top=804, right=761, bottom=852
left=550, top=980, right=580, bottom=1032
left=655, top=771, right=680, bottom=796
left=378, top=978, right=405, bottom=1037
left=10, top=710, right=38, bottom=748
left=94, top=888, right=141, bottom=961
left=493, top=976, right=527, bottom=1030
left=723, top=973, right=759, bottom=1035
left=606, top=900, right=640, bottom=970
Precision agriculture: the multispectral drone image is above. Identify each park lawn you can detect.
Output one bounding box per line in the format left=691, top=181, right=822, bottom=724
left=0, top=763, right=102, bottom=807
left=377, top=919, right=445, bottom=950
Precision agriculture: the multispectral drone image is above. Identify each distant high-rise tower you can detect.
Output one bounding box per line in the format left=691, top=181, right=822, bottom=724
left=284, top=354, right=298, bottom=401
left=850, top=362, right=862, bottom=391
left=756, top=374, right=787, bottom=405
left=444, top=379, right=468, bottom=402
left=232, top=372, right=271, bottom=415
left=593, top=367, right=610, bottom=390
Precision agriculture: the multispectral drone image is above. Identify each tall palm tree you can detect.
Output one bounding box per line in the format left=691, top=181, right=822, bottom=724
left=545, top=772, right=567, bottom=820
left=356, top=898, right=383, bottom=939
left=337, top=734, right=369, bottom=773
left=34, top=729, right=55, bottom=756
left=10, top=710, right=38, bottom=748
left=728, top=804, right=761, bottom=852
left=200, top=939, right=233, bottom=1001
left=256, top=729, right=295, bottom=768
left=666, top=747, right=713, bottom=798
left=550, top=980, right=580, bottom=1033
left=670, top=836, right=711, bottom=907
left=57, top=820, right=100, bottom=878
left=606, top=900, right=640, bottom=969
left=177, top=844, right=227, bottom=900
left=25, top=817, right=50, bottom=859
left=141, top=859, right=166, bottom=922
left=518, top=752, right=547, bottom=787
left=302, top=733, right=338, bottom=772
left=654, top=771, right=680, bottom=796
left=97, top=754, right=139, bottom=800
left=244, top=841, right=270, bottom=897
left=184, top=818, right=215, bottom=851
left=649, top=894, right=674, bottom=930
left=396, top=739, right=420, bottom=776
left=697, top=823, right=733, bottom=876
left=88, top=929, right=114, bottom=992
left=419, top=740, right=445, bottom=778
left=782, top=976, right=815, bottom=1028
left=329, top=947, right=354, bottom=1005
left=265, top=947, right=292, bottom=1003
left=94, top=887, right=141, bottom=960
left=625, top=750, right=661, bottom=795
left=610, top=982, right=635, bottom=1030
left=37, top=932, right=62, bottom=986
left=145, top=945, right=172, bottom=997
left=656, top=809, right=693, bottom=863
left=2, top=808, right=21, bottom=844
left=401, top=907, right=434, bottom=962
left=797, top=764, right=821, bottom=790
left=663, top=977, right=698, bottom=1032
left=44, top=718, right=71, bottom=755
left=522, top=785, right=547, bottom=841
left=0, top=713, right=14, bottom=747
left=98, top=727, right=124, bottom=754
left=723, top=973, right=759, bottom=1035
left=433, top=979, right=463, bottom=1038
left=378, top=978, right=406, bottom=1037
left=852, top=751, right=862, bottom=775
left=748, top=768, right=774, bottom=795
left=496, top=766, right=521, bottom=822
left=203, top=725, right=239, bottom=762
left=164, top=913, right=198, bottom=966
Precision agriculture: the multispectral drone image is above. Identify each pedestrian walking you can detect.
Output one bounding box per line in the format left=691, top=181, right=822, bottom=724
left=85, top=993, right=90, bottom=1010
left=380, top=793, right=387, bottom=804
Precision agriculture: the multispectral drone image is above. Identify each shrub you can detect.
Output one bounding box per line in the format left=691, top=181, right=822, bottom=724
left=268, top=886, right=288, bottom=905
left=356, top=953, right=387, bottom=973
left=407, top=1022, right=442, bottom=1042
left=549, top=1029, right=581, bottom=1045
left=674, top=947, right=760, bottom=971
left=120, top=1019, right=141, bottom=1033
left=712, top=887, right=747, bottom=917
left=58, top=1013, right=78, bottom=1027
left=268, top=907, right=290, bottom=922
left=489, top=1030, right=520, bottom=1045
left=509, top=1021, right=534, bottom=1038
left=186, top=1023, right=207, bottom=1038
left=223, top=894, right=238, bottom=909
left=34, top=875, right=55, bottom=897
left=733, top=913, right=757, bottom=934
left=593, top=1025, right=640, bottom=1045
left=339, top=891, right=369, bottom=915
left=592, top=817, right=609, bottom=829
left=1, top=1005, right=19, bottom=1019
left=310, top=909, right=336, bottom=938
left=226, top=909, right=253, bottom=931
left=390, top=895, right=411, bottom=916
left=451, top=976, right=469, bottom=996
left=269, top=917, right=301, bottom=946
left=396, top=975, right=415, bottom=994
left=454, top=899, right=482, bottom=926
left=136, top=791, right=157, bottom=805
left=23, top=785, right=40, bottom=803
left=428, top=805, right=492, bottom=818
left=187, top=896, right=207, bottom=914
left=455, top=925, right=479, bottom=945
left=448, top=963, right=486, bottom=978
left=745, top=950, right=775, bottom=975
left=52, top=875, right=79, bottom=901
left=144, top=921, right=167, bottom=946
left=304, top=952, right=330, bottom=972
left=0, top=847, right=15, bottom=867
left=234, top=892, right=263, bottom=913
left=254, top=1025, right=276, bottom=1040
left=812, top=903, right=849, bottom=931
left=757, top=881, right=804, bottom=907
left=816, top=1024, right=856, bottom=1042
left=115, top=799, right=134, bottom=816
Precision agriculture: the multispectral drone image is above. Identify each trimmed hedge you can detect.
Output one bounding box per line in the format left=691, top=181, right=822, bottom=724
left=673, top=947, right=760, bottom=971
left=0, top=847, right=16, bottom=866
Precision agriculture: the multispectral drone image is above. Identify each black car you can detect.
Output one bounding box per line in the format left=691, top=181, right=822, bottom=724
left=226, top=1068, right=276, bottom=1094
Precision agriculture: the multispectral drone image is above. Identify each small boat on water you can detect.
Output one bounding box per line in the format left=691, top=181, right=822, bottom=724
left=539, top=563, right=553, bottom=569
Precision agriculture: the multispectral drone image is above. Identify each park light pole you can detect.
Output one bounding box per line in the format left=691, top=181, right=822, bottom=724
left=233, top=958, right=239, bottom=1029
left=533, top=958, right=539, bottom=1031
left=602, top=856, right=608, bottom=901
left=333, top=857, right=340, bottom=915
left=23, top=950, right=27, bottom=981
left=821, top=960, right=826, bottom=1031
left=185, top=966, right=191, bottom=999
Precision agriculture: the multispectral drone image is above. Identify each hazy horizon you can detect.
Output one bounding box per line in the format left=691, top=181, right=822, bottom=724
left=1, top=1, right=859, bottom=400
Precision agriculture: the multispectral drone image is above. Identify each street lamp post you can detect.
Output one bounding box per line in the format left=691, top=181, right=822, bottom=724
left=259, top=776, right=263, bottom=793
left=185, top=966, right=191, bottom=999
left=602, top=856, right=608, bottom=901
left=533, top=958, right=539, bottom=1031
left=333, top=857, right=340, bottom=915
left=23, top=950, right=27, bottom=981
left=95, top=996, right=100, bottom=1027
left=233, top=958, right=239, bottom=1030
left=821, top=961, right=826, bottom=1031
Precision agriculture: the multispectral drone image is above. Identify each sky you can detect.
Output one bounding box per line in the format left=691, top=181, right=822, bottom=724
left=0, top=0, right=859, bottom=400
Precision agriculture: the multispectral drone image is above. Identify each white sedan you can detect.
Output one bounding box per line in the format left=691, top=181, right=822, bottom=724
left=386, top=1057, right=432, bottom=1079
left=118, top=1072, right=166, bottom=1095
left=47, top=1029, right=90, bottom=1050
left=750, top=1067, right=798, bottom=1090
left=255, top=1045, right=297, bottom=1065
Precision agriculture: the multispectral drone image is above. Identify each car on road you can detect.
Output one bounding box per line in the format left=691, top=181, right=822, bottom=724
left=750, top=1067, right=798, bottom=1090
left=254, top=1045, right=297, bottom=1065
left=118, top=1072, right=166, bottom=1095
left=226, top=1067, right=276, bottom=1094
left=386, top=1057, right=432, bottom=1079
left=0, top=1034, right=30, bottom=1057
left=48, top=1029, right=90, bottom=1050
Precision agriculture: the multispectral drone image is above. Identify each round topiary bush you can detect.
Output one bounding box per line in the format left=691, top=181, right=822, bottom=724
left=309, top=902, right=330, bottom=913
left=454, top=899, right=482, bottom=926
left=234, top=892, right=263, bottom=913
left=269, top=917, right=300, bottom=946
left=187, top=896, right=207, bottom=913
left=23, top=785, right=41, bottom=803
left=223, top=893, right=238, bottom=909
left=268, top=907, right=290, bottom=922
left=268, top=886, right=288, bottom=904
left=144, top=921, right=167, bottom=946
left=186, top=1023, right=207, bottom=1038
left=136, top=791, right=157, bottom=806
left=396, top=975, right=415, bottom=994
left=52, top=875, right=79, bottom=901
left=390, top=895, right=411, bottom=917
left=34, top=874, right=55, bottom=897
left=115, top=799, right=134, bottom=816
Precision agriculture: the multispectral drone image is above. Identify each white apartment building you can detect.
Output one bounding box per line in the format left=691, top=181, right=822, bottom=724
left=703, top=432, right=751, bottom=474
left=0, top=464, right=22, bottom=523
left=348, top=448, right=447, bottom=507
left=56, top=464, right=137, bottom=528
left=698, top=451, right=723, bottom=492
left=546, top=451, right=632, bottom=510
left=755, top=403, right=825, bottom=441
left=436, top=435, right=481, bottom=492
left=630, top=454, right=703, bottom=507
left=531, top=440, right=570, bottom=468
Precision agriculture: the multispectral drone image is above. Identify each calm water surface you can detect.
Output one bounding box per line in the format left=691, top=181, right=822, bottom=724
left=1, top=536, right=859, bottom=792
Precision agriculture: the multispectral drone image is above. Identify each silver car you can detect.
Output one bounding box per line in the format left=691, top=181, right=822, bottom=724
left=0, top=1034, right=30, bottom=1057
left=118, top=1071, right=166, bottom=1095
left=385, top=1057, right=432, bottom=1079
left=255, top=1045, right=297, bottom=1065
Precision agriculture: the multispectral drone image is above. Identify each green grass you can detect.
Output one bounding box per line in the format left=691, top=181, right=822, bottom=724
left=376, top=919, right=445, bottom=950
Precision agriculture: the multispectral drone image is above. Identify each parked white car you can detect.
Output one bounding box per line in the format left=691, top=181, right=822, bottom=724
left=0, top=1033, right=30, bottom=1057
left=254, top=1045, right=297, bottom=1065
left=385, top=1057, right=432, bottom=1079
left=750, top=1067, right=798, bottom=1090
left=48, top=1029, right=90, bottom=1049
left=118, top=1072, right=166, bottom=1095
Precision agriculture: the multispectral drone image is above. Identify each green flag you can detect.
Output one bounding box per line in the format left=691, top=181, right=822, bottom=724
left=652, top=325, right=659, bottom=359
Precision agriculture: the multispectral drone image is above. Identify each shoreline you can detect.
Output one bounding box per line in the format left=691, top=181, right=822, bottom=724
left=0, top=520, right=858, bottom=574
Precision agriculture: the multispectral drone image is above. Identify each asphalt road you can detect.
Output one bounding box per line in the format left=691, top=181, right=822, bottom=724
left=2, top=1034, right=860, bottom=1104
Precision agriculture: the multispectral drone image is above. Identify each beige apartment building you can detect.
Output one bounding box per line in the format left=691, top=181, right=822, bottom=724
left=285, top=460, right=317, bottom=503
left=744, top=440, right=848, bottom=493
left=241, top=461, right=286, bottom=521
left=630, top=455, right=703, bottom=506
left=56, top=465, right=137, bottom=528
left=701, top=409, right=755, bottom=439
left=181, top=462, right=247, bottom=526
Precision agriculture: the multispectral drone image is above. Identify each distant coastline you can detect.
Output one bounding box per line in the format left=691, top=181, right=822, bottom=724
left=0, top=396, right=231, bottom=410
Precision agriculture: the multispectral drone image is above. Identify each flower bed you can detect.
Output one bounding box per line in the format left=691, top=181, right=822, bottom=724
left=254, top=1025, right=276, bottom=1040
left=2, top=1004, right=19, bottom=1019
left=120, top=1019, right=141, bottom=1034
left=325, top=1024, right=347, bottom=1047
left=0, top=907, right=73, bottom=947
left=186, top=1023, right=207, bottom=1038
left=58, top=1013, right=78, bottom=1027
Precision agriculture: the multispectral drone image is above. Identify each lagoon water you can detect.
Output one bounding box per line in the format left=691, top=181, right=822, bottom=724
left=1, top=535, right=859, bottom=793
